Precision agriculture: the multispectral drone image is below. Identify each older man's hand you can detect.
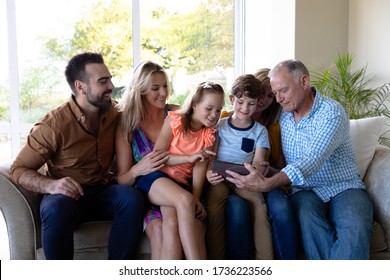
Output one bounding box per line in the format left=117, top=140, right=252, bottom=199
left=225, top=162, right=271, bottom=192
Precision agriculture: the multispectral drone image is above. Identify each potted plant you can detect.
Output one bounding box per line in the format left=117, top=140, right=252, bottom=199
left=311, top=52, right=390, bottom=146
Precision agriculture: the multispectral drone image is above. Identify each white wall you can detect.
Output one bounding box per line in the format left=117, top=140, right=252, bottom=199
left=244, top=0, right=349, bottom=73
left=244, top=0, right=390, bottom=89
left=349, top=0, right=390, bottom=87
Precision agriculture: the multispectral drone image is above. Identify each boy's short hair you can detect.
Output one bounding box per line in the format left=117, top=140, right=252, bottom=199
left=231, top=74, right=264, bottom=99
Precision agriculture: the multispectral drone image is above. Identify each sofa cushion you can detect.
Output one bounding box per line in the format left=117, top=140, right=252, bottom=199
left=364, top=146, right=390, bottom=255
left=74, top=221, right=111, bottom=251
left=74, top=221, right=151, bottom=258
left=370, top=221, right=388, bottom=252
left=349, top=116, right=386, bottom=179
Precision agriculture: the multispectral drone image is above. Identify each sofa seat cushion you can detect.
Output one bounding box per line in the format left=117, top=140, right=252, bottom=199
left=74, top=221, right=111, bottom=251
left=36, top=221, right=151, bottom=259
left=370, top=221, right=388, bottom=252
left=74, top=221, right=151, bottom=257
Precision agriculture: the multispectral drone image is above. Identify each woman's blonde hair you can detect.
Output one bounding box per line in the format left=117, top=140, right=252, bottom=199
left=178, top=81, right=225, bottom=134
left=116, top=61, right=170, bottom=142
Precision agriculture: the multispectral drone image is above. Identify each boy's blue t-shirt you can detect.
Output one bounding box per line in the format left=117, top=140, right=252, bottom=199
left=216, top=117, right=269, bottom=164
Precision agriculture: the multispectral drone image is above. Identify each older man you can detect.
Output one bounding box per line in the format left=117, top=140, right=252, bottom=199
left=226, top=59, right=373, bottom=260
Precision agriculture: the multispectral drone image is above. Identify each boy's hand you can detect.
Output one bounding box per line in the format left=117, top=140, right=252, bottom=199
left=195, top=199, right=207, bottom=220
left=206, top=169, right=224, bottom=185
left=256, top=161, right=269, bottom=176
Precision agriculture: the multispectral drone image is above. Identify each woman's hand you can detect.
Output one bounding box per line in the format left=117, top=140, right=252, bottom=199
left=133, top=150, right=169, bottom=176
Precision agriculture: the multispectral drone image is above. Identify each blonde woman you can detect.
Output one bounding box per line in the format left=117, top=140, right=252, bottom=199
left=115, top=61, right=182, bottom=259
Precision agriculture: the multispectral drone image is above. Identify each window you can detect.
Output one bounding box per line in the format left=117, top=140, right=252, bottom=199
left=139, top=0, right=235, bottom=104
left=1, top=0, right=246, bottom=260
left=0, top=0, right=11, bottom=162
left=0, top=0, right=240, bottom=162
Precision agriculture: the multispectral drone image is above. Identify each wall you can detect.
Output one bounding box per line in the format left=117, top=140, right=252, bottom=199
left=244, top=0, right=349, bottom=73
left=295, top=0, right=349, bottom=70
left=244, top=0, right=390, bottom=88
left=349, top=0, right=390, bottom=87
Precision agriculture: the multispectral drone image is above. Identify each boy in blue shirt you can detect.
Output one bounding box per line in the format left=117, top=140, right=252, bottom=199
left=206, top=74, right=273, bottom=260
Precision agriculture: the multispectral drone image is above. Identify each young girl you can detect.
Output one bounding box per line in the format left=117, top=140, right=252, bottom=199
left=136, top=81, right=225, bottom=259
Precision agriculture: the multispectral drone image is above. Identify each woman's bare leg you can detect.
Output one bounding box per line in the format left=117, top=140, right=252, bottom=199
left=160, top=206, right=183, bottom=259
left=195, top=218, right=207, bottom=259
left=145, top=218, right=163, bottom=260
left=148, top=177, right=202, bottom=259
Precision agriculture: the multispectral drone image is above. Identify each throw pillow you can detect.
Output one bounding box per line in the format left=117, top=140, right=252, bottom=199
left=349, top=116, right=386, bottom=179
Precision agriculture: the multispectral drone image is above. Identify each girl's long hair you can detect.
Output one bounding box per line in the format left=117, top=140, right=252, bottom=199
left=178, top=81, right=224, bottom=134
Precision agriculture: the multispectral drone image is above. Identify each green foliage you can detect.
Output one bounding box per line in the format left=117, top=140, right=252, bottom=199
left=311, top=53, right=390, bottom=119
left=43, top=0, right=233, bottom=81
left=20, top=67, right=54, bottom=109
left=311, top=52, right=390, bottom=146
left=168, top=93, right=189, bottom=106
left=112, top=86, right=125, bottom=101
left=0, top=107, right=7, bottom=122
left=0, top=84, right=9, bottom=121
left=142, top=0, right=234, bottom=73
left=18, top=65, right=64, bottom=122
left=44, top=0, right=133, bottom=81
left=18, top=0, right=234, bottom=123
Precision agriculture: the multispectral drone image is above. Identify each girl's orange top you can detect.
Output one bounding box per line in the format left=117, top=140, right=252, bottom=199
left=161, top=111, right=216, bottom=185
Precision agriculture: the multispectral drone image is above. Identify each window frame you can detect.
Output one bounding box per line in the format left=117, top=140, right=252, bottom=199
left=2, top=0, right=246, bottom=160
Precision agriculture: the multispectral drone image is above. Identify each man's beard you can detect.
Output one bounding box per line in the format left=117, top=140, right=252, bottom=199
left=86, top=88, right=112, bottom=112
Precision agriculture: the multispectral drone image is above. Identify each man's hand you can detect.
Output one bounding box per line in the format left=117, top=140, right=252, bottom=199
left=48, top=177, right=84, bottom=199
left=226, top=162, right=271, bottom=192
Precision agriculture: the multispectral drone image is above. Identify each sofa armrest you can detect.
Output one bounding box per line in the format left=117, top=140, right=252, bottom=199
left=364, top=145, right=390, bottom=252
left=0, top=161, right=42, bottom=259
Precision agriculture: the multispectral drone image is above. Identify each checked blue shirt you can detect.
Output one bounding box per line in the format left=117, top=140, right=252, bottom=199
left=280, top=87, right=365, bottom=202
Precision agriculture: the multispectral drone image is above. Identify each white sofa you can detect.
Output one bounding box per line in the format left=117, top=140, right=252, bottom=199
left=0, top=117, right=389, bottom=259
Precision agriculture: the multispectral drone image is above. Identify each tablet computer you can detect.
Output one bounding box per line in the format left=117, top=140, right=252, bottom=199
left=211, top=159, right=249, bottom=178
